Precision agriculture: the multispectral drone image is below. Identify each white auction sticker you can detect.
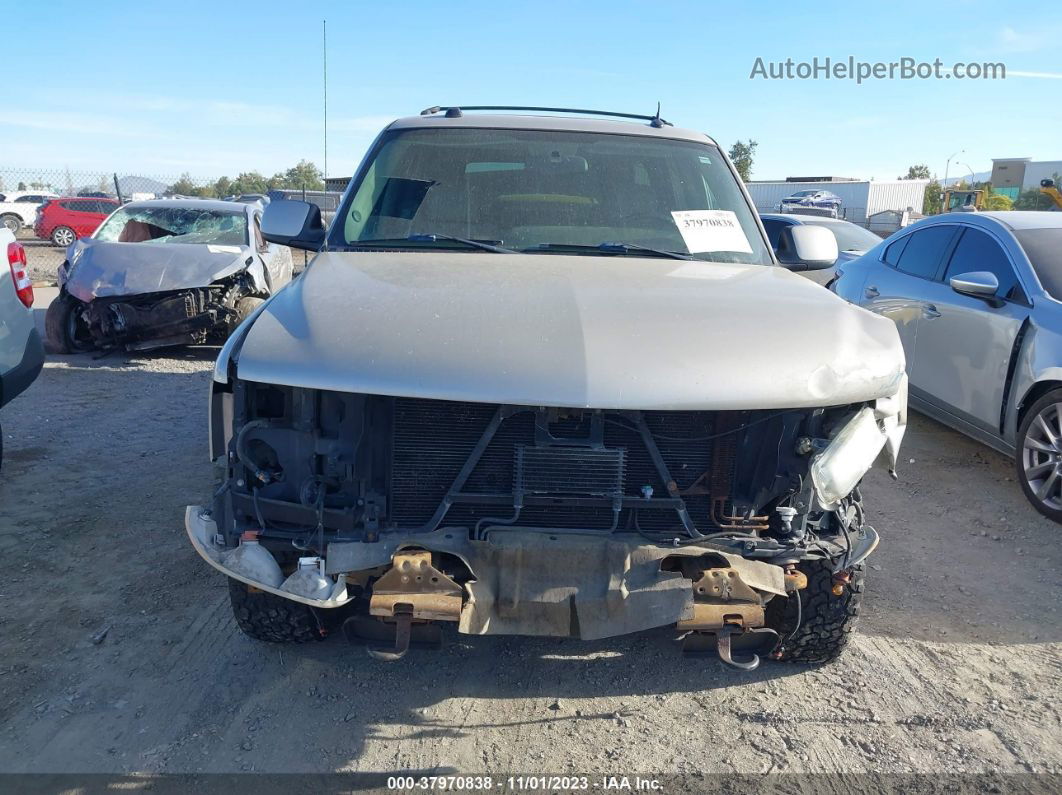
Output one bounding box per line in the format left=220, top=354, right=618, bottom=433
left=671, top=210, right=753, bottom=254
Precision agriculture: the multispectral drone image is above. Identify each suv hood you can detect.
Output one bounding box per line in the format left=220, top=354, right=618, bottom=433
left=232, top=251, right=904, bottom=410
left=63, top=238, right=251, bottom=302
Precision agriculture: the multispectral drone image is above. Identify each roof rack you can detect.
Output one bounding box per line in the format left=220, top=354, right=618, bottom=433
left=418, top=105, right=672, bottom=128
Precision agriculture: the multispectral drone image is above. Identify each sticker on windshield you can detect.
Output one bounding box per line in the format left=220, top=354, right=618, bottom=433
left=671, top=210, right=753, bottom=254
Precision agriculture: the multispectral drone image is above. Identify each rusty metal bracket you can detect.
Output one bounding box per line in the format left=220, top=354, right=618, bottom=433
left=369, top=550, right=463, bottom=622
left=677, top=602, right=765, bottom=632
left=691, top=567, right=763, bottom=604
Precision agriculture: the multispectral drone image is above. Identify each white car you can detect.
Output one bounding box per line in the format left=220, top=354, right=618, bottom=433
left=0, top=191, right=59, bottom=235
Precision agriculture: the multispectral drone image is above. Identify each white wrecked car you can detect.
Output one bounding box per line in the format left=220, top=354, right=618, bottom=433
left=187, top=107, right=907, bottom=669
left=46, top=199, right=292, bottom=353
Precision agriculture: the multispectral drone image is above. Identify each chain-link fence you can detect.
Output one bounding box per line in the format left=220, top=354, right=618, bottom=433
left=0, top=167, right=330, bottom=283
left=0, top=168, right=215, bottom=282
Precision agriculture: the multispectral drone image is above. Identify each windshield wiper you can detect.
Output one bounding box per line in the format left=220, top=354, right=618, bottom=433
left=527, top=242, right=692, bottom=260
left=348, top=234, right=520, bottom=254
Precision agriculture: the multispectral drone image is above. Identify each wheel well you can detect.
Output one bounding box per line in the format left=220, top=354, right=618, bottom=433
left=1018, top=380, right=1062, bottom=426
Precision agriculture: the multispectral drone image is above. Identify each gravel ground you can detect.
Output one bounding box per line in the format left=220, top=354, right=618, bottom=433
left=0, top=302, right=1060, bottom=784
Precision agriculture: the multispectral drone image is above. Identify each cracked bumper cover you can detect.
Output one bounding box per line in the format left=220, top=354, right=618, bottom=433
left=185, top=506, right=787, bottom=639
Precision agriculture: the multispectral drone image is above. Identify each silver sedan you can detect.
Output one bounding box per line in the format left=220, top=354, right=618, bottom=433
left=831, top=211, right=1062, bottom=520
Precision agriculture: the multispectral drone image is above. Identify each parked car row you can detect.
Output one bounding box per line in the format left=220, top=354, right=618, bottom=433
left=5, top=106, right=1056, bottom=679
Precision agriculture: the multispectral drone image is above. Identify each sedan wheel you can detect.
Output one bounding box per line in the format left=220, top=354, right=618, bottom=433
left=1017, top=390, right=1062, bottom=521
left=52, top=226, right=75, bottom=247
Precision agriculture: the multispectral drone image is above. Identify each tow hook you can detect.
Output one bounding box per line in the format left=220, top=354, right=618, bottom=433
left=715, top=626, right=779, bottom=671
left=366, top=605, right=413, bottom=661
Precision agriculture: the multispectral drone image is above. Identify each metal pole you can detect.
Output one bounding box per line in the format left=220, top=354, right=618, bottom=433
left=323, top=19, right=328, bottom=182
left=113, top=172, right=123, bottom=203
left=943, top=149, right=963, bottom=189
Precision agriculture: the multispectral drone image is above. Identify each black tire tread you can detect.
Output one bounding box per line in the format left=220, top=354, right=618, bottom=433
left=227, top=578, right=325, bottom=644
left=767, top=560, right=864, bottom=665
left=44, top=294, right=75, bottom=354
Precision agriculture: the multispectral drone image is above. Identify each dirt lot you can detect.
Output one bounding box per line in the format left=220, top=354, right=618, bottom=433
left=0, top=296, right=1060, bottom=783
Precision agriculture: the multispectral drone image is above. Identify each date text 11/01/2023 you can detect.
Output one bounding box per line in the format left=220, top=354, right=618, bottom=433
left=386, top=775, right=664, bottom=791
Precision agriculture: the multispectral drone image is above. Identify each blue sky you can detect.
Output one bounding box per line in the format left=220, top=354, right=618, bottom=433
left=3, top=1, right=1060, bottom=183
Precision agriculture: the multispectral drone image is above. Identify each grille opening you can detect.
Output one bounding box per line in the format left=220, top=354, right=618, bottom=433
left=387, top=398, right=737, bottom=533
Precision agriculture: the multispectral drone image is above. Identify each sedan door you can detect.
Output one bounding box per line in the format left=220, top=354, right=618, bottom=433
left=858, top=225, right=960, bottom=366
left=907, top=225, right=1031, bottom=434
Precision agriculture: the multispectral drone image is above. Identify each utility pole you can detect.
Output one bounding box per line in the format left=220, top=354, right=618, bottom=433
left=323, top=19, right=328, bottom=182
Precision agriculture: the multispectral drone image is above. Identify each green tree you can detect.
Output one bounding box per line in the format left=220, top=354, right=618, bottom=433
left=900, top=164, right=931, bottom=180
left=923, top=179, right=943, bottom=215
left=727, top=140, right=758, bottom=182
left=17, top=181, right=26, bottom=190
left=272, top=160, right=325, bottom=191
left=984, top=192, right=1013, bottom=211
left=168, top=172, right=199, bottom=196
left=213, top=175, right=233, bottom=198
left=230, top=171, right=269, bottom=195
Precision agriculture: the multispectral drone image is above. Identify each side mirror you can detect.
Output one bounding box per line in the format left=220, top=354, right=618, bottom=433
left=261, top=199, right=326, bottom=252
left=776, top=224, right=839, bottom=271
left=949, top=271, right=999, bottom=298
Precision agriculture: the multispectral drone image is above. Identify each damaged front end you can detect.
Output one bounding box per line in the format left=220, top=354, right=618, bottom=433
left=54, top=235, right=270, bottom=352
left=188, top=376, right=906, bottom=666
left=73, top=285, right=241, bottom=351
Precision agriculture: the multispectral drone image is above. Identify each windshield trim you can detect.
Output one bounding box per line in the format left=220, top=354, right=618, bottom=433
left=326, top=125, right=777, bottom=266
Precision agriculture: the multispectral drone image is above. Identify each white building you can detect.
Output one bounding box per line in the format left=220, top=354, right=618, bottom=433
left=744, top=180, right=928, bottom=226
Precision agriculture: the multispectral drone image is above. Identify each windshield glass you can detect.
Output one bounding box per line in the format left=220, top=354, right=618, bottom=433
left=1015, top=228, right=1062, bottom=299
left=95, top=205, right=248, bottom=246
left=810, top=220, right=882, bottom=252
left=334, top=127, right=772, bottom=264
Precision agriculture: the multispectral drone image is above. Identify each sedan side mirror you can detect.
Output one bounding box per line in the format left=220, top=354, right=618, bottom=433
left=949, top=271, right=999, bottom=299
left=261, top=199, right=326, bottom=252
left=775, top=224, right=839, bottom=271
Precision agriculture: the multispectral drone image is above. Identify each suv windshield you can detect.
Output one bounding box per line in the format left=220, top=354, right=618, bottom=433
left=334, top=127, right=772, bottom=265
left=95, top=206, right=248, bottom=246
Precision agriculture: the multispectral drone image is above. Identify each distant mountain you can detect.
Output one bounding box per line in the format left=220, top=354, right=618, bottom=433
left=942, top=172, right=990, bottom=187
left=116, top=175, right=170, bottom=195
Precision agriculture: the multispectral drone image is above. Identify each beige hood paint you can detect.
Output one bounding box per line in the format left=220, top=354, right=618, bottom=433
left=230, top=251, right=905, bottom=410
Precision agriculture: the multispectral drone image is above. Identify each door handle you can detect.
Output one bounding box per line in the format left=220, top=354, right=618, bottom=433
left=923, top=304, right=941, bottom=319
left=864, top=285, right=879, bottom=298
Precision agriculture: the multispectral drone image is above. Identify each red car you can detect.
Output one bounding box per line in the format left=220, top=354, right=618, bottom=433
left=34, top=197, right=120, bottom=247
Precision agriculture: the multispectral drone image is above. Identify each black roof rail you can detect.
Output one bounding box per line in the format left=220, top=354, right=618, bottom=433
left=418, top=105, right=672, bottom=128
